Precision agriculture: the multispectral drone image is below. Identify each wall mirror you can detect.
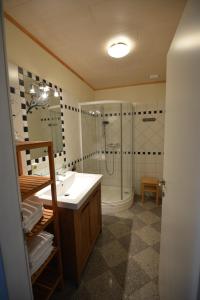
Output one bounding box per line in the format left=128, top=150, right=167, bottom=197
left=23, top=75, right=63, bottom=160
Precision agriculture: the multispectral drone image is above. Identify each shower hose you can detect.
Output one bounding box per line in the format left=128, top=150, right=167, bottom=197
left=104, top=130, right=114, bottom=176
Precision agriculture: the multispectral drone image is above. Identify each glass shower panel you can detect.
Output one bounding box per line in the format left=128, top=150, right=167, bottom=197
left=122, top=103, right=133, bottom=200
left=80, top=101, right=133, bottom=213
left=98, top=103, right=122, bottom=202
left=81, top=104, right=99, bottom=174
left=101, top=104, right=121, bottom=181
left=95, top=104, right=103, bottom=174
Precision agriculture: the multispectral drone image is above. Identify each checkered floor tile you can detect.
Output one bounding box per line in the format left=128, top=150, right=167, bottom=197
left=52, top=196, right=161, bottom=299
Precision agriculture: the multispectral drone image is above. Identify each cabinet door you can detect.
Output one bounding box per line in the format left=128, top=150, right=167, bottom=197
left=79, top=202, right=91, bottom=268
left=89, top=189, right=101, bottom=243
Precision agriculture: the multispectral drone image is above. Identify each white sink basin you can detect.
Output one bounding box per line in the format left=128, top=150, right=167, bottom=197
left=36, top=171, right=103, bottom=209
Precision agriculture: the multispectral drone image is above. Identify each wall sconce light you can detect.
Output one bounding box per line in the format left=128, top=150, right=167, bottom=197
left=54, top=89, right=59, bottom=97
left=29, top=84, right=36, bottom=94
left=26, top=82, right=58, bottom=113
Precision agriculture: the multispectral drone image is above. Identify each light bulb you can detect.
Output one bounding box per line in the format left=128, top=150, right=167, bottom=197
left=39, top=83, right=44, bottom=90
left=30, top=84, right=35, bottom=94
left=108, top=42, right=130, bottom=58
left=42, top=92, right=48, bottom=99
left=54, top=89, right=59, bottom=97
left=43, top=85, right=50, bottom=92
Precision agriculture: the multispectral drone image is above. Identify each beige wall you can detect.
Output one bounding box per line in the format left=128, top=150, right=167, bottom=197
left=5, top=19, right=165, bottom=105
left=95, top=82, right=166, bottom=105
left=5, top=19, right=94, bottom=101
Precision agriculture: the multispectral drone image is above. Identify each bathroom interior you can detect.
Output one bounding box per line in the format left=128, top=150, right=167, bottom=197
left=1, top=0, right=197, bottom=299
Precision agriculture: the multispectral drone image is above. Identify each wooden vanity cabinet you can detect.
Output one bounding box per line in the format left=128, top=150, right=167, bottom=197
left=58, top=184, right=102, bottom=283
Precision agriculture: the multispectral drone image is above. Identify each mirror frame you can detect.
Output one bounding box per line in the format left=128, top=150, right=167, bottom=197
left=18, top=66, right=66, bottom=175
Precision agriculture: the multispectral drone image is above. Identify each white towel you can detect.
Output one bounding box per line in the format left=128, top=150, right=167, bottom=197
left=22, top=206, right=42, bottom=222
left=30, top=245, right=54, bottom=275
left=27, top=231, right=54, bottom=261
left=21, top=196, right=44, bottom=232
left=25, top=196, right=43, bottom=207
left=27, top=231, right=54, bottom=275
left=29, top=240, right=53, bottom=266
left=24, top=211, right=43, bottom=232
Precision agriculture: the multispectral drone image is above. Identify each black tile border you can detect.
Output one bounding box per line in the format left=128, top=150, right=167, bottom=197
left=10, top=86, right=15, bottom=94
left=136, top=110, right=164, bottom=115
left=63, top=150, right=164, bottom=171
left=79, top=108, right=164, bottom=118
left=30, top=150, right=98, bottom=170
left=98, top=150, right=163, bottom=156
left=27, top=148, right=163, bottom=173
left=80, top=111, right=136, bottom=118
left=134, top=151, right=163, bottom=156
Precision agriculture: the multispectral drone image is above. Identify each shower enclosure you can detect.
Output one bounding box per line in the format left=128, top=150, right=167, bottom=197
left=80, top=101, right=133, bottom=214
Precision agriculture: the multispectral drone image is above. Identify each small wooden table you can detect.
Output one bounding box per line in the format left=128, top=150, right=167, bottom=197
left=141, top=177, right=160, bottom=206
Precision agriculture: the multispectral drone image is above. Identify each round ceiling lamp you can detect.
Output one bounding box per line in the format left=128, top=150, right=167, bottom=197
left=107, top=42, right=130, bottom=58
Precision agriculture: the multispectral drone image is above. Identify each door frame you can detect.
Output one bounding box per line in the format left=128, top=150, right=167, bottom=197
left=0, top=4, right=32, bottom=299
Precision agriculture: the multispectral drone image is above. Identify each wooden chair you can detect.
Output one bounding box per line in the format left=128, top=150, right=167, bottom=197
left=141, top=177, right=160, bottom=206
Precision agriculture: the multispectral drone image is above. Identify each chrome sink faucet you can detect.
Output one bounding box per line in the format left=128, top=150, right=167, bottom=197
left=56, top=171, right=65, bottom=182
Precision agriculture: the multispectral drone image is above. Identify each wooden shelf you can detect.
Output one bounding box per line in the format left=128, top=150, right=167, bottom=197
left=33, top=285, right=51, bottom=300
left=31, top=247, right=58, bottom=284
left=143, top=186, right=157, bottom=193
left=33, top=267, right=62, bottom=300
left=33, top=277, right=61, bottom=300
left=19, top=175, right=53, bottom=200
left=16, top=140, right=63, bottom=298
left=26, top=209, right=54, bottom=239
left=16, top=141, right=52, bottom=151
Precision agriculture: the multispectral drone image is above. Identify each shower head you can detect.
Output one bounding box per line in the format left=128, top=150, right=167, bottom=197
left=102, top=120, right=109, bottom=125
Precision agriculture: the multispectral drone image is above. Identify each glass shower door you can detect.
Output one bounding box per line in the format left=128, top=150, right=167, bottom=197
left=98, top=103, right=122, bottom=202
left=81, top=104, right=99, bottom=174
left=122, top=103, right=133, bottom=200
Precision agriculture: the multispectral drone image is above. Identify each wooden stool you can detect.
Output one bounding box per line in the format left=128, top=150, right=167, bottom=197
left=141, top=177, right=160, bottom=206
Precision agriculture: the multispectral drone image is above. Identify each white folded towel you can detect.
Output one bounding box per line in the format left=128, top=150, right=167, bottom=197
left=21, top=196, right=44, bottom=232
left=30, top=245, right=54, bottom=275
left=29, top=240, right=53, bottom=265
left=24, top=211, right=43, bottom=232
left=25, top=196, right=43, bottom=206
left=27, top=231, right=54, bottom=261
left=27, top=231, right=54, bottom=275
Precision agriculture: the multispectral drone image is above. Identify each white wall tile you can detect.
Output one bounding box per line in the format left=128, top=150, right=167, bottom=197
left=133, top=102, right=165, bottom=194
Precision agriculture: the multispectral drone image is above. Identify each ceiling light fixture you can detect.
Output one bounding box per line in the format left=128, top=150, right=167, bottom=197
left=108, top=42, right=130, bottom=58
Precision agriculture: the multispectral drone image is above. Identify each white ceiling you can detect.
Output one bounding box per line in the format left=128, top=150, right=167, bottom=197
left=4, top=0, right=186, bottom=90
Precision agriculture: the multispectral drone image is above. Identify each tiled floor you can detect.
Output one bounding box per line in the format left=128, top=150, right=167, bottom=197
left=52, top=196, right=161, bottom=300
